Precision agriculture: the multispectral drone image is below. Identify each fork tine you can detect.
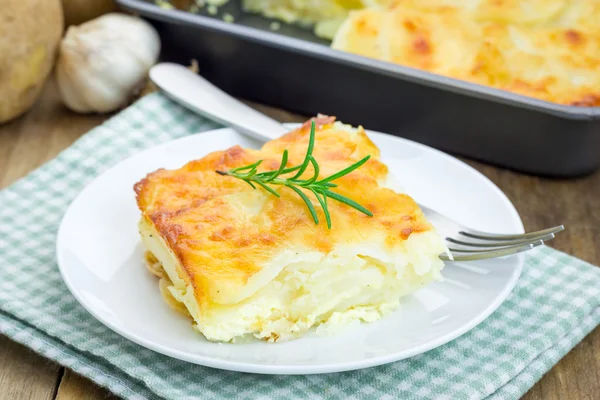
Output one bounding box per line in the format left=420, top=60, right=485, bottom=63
left=448, top=246, right=518, bottom=253
left=440, top=240, right=544, bottom=262
left=460, top=225, right=564, bottom=241
left=446, top=233, right=555, bottom=248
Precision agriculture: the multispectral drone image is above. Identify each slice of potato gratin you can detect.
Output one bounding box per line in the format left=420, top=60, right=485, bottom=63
left=134, top=116, right=447, bottom=342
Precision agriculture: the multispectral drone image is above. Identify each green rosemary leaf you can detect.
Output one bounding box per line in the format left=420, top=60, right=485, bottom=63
left=291, top=121, right=316, bottom=179
left=243, top=180, right=257, bottom=189
left=298, top=156, right=320, bottom=186
left=277, top=164, right=303, bottom=175
left=247, top=170, right=258, bottom=178
left=264, top=150, right=289, bottom=182
left=230, top=159, right=262, bottom=173
left=318, top=155, right=371, bottom=184
left=254, top=180, right=281, bottom=198
left=320, top=189, right=373, bottom=217
left=312, top=189, right=331, bottom=229
left=288, top=185, right=319, bottom=225
left=255, top=170, right=278, bottom=180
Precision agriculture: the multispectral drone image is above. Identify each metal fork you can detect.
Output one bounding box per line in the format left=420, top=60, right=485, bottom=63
left=420, top=204, right=564, bottom=262
left=149, top=63, right=565, bottom=262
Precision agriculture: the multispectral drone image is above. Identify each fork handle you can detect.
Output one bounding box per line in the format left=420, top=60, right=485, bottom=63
left=149, top=63, right=288, bottom=142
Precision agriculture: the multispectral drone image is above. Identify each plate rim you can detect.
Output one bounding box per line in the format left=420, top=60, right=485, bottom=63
left=56, top=125, right=524, bottom=374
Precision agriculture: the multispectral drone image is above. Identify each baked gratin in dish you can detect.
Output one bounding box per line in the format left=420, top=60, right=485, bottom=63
left=179, top=0, right=600, bottom=106
left=134, top=117, right=448, bottom=343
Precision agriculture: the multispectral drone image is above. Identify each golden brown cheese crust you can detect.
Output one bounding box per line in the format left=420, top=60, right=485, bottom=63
left=333, top=0, right=600, bottom=106
left=134, top=117, right=432, bottom=314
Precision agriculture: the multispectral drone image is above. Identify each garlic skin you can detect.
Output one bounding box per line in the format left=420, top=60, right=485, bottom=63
left=56, top=13, right=160, bottom=113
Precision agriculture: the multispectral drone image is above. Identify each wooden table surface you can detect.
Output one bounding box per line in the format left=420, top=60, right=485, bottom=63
left=1, top=77, right=598, bottom=400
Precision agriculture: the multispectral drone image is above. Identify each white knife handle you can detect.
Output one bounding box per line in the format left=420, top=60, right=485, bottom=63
left=149, top=63, right=288, bottom=142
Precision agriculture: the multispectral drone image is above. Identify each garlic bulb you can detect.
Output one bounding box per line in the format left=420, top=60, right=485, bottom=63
left=56, top=13, right=160, bottom=113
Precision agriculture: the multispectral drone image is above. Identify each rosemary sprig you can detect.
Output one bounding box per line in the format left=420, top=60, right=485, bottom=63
left=216, top=121, right=373, bottom=229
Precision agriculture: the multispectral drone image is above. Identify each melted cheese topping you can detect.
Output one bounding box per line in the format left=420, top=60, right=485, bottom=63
left=332, top=0, right=600, bottom=106
left=135, top=117, right=447, bottom=342
left=213, top=0, right=600, bottom=106
left=192, top=1, right=600, bottom=105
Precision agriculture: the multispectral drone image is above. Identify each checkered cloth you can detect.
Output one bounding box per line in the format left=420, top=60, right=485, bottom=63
left=1, top=93, right=599, bottom=400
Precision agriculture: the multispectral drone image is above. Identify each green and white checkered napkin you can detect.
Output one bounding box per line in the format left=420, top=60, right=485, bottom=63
left=1, top=93, right=599, bottom=400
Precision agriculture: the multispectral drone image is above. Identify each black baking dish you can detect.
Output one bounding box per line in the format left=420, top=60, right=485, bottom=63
left=118, top=0, right=600, bottom=177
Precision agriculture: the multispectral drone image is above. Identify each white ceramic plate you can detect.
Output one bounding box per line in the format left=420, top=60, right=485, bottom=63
left=57, top=125, right=523, bottom=374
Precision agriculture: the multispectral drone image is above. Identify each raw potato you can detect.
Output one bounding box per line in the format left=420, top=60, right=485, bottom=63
left=0, top=0, right=63, bottom=124
left=62, top=0, right=116, bottom=26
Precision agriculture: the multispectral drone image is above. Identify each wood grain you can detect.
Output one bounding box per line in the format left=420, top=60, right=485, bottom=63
left=0, top=77, right=598, bottom=399
left=0, top=336, right=61, bottom=400
left=0, top=79, right=108, bottom=188
left=55, top=370, right=117, bottom=400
